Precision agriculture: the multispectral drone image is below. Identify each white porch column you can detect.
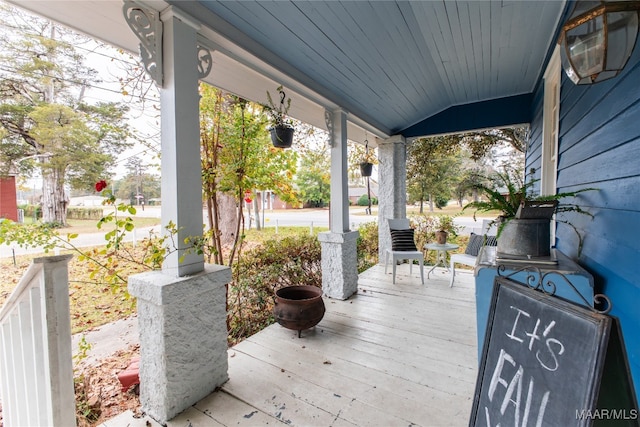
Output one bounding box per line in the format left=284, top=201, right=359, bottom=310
left=318, top=109, right=359, bottom=300
left=160, top=8, right=204, bottom=276
left=328, top=109, right=349, bottom=233
left=377, top=135, right=408, bottom=261
left=124, top=5, right=231, bottom=424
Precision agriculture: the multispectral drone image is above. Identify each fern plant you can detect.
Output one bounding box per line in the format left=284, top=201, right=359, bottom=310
left=464, top=172, right=595, bottom=237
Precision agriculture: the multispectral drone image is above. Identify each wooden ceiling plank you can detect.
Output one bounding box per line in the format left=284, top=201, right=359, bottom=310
left=414, top=1, right=459, bottom=105
left=478, top=1, right=492, bottom=100
left=397, top=2, right=450, bottom=108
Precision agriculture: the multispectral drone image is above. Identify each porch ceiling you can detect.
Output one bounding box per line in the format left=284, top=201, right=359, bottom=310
left=12, top=0, right=568, bottom=140
left=183, top=0, right=568, bottom=137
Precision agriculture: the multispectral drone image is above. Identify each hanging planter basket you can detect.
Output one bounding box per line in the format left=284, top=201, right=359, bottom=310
left=270, top=125, right=294, bottom=148
left=360, top=162, right=373, bottom=177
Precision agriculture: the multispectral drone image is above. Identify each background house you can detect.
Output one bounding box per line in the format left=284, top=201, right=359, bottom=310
left=0, top=174, right=18, bottom=222
left=348, top=184, right=378, bottom=206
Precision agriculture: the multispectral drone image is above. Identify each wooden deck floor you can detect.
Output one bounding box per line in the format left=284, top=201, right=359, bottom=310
left=103, top=264, right=479, bottom=427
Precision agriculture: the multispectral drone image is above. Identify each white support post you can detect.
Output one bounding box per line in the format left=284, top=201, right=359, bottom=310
left=124, top=7, right=234, bottom=425
left=329, top=109, right=350, bottom=233
left=377, top=135, right=408, bottom=262
left=159, top=8, right=204, bottom=276
left=319, top=108, right=359, bottom=300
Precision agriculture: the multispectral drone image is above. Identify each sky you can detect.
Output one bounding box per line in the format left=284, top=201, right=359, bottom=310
left=1, top=0, right=162, bottom=182
left=79, top=42, right=161, bottom=179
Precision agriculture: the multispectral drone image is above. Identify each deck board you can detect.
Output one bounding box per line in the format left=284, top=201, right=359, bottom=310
left=103, top=265, right=479, bottom=427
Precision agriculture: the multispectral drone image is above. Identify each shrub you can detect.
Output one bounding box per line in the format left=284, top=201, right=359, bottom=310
left=21, top=204, right=41, bottom=220
left=357, top=221, right=378, bottom=272
left=435, top=195, right=449, bottom=209
left=355, top=195, right=378, bottom=206
left=356, top=194, right=371, bottom=206
left=67, top=207, right=103, bottom=220
left=229, top=234, right=321, bottom=344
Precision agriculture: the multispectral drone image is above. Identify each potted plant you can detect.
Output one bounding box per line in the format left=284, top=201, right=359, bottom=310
left=433, top=214, right=459, bottom=244
left=359, top=143, right=377, bottom=177
left=463, top=172, right=594, bottom=258
left=265, top=85, right=294, bottom=148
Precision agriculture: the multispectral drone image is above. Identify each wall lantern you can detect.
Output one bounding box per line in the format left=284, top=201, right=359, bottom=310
left=559, top=0, right=640, bottom=84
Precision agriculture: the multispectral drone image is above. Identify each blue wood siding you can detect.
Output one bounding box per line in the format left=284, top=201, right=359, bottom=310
left=527, top=45, right=640, bottom=397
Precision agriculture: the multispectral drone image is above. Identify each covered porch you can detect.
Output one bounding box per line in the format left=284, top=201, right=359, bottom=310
left=102, top=264, right=478, bottom=426
left=8, top=1, right=640, bottom=425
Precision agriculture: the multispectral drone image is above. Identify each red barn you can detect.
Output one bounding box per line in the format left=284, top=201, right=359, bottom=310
left=0, top=175, right=18, bottom=222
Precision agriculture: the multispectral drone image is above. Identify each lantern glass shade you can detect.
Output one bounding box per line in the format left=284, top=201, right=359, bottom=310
left=560, top=1, right=639, bottom=84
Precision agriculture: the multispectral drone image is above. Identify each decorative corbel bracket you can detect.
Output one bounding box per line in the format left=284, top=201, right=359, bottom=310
left=196, top=43, right=213, bottom=80
left=123, top=0, right=163, bottom=87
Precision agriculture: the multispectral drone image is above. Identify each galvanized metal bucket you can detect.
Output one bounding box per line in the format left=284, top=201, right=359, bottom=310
left=497, top=218, right=551, bottom=257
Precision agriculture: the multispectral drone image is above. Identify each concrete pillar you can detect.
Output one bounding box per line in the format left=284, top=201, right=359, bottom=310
left=318, top=231, right=360, bottom=299
left=128, top=265, right=231, bottom=423
left=377, top=135, right=408, bottom=261
left=319, top=108, right=359, bottom=300
left=160, top=8, right=204, bottom=276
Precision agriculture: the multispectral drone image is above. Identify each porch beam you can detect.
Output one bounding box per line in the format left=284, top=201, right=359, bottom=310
left=401, top=94, right=532, bottom=138
left=377, top=135, right=408, bottom=261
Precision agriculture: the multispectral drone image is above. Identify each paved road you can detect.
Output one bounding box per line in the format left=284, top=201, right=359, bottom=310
left=0, top=207, right=494, bottom=259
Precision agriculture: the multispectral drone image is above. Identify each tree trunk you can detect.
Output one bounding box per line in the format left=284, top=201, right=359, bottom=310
left=253, top=195, right=261, bottom=231
left=228, top=190, right=245, bottom=267
left=41, top=167, right=68, bottom=225
left=205, top=194, right=223, bottom=265
left=218, top=193, right=238, bottom=246
left=428, top=194, right=434, bottom=212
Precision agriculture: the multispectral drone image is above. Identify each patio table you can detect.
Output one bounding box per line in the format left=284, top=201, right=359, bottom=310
left=424, top=243, right=459, bottom=279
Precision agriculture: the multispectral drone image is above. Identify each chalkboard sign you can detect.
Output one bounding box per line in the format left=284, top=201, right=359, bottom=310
left=470, top=276, right=614, bottom=426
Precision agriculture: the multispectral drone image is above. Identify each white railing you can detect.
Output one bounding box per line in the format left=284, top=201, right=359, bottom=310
left=0, top=255, right=76, bottom=427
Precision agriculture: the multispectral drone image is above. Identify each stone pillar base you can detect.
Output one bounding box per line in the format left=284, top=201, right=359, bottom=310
left=318, top=231, right=359, bottom=300
left=128, top=264, right=231, bottom=423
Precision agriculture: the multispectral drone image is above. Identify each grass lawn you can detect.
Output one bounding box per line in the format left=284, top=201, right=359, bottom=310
left=1, top=217, right=161, bottom=334
left=0, top=221, right=329, bottom=335
left=0, top=248, right=141, bottom=334
left=1, top=211, right=484, bottom=336
left=352, top=203, right=501, bottom=218
left=65, top=216, right=160, bottom=234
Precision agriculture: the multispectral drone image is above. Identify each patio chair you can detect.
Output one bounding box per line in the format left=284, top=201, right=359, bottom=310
left=385, top=218, right=424, bottom=284
left=449, top=220, right=497, bottom=287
